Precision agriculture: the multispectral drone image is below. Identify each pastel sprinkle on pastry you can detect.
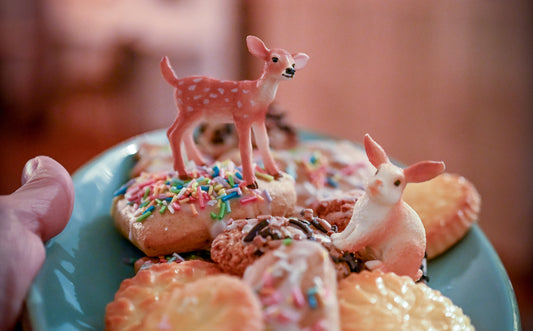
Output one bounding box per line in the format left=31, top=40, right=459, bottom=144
left=112, top=160, right=296, bottom=256
left=403, top=173, right=481, bottom=259
left=338, top=271, right=474, bottom=331
left=243, top=240, right=340, bottom=331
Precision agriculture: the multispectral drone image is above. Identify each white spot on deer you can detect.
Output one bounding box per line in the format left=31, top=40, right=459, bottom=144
left=237, top=101, right=243, bottom=108
left=193, top=78, right=202, bottom=83
left=178, top=81, right=185, bottom=86
left=243, top=89, right=250, bottom=94
left=177, top=89, right=183, bottom=96
left=177, top=98, right=183, bottom=105
left=188, top=85, right=196, bottom=91
left=204, top=88, right=210, bottom=92
left=203, top=99, right=210, bottom=105
left=231, top=88, right=239, bottom=93
left=187, top=106, right=194, bottom=112
left=250, top=100, right=256, bottom=106
left=243, top=114, right=249, bottom=118
left=224, top=98, right=230, bottom=102
left=218, top=88, right=225, bottom=95
left=193, top=95, right=202, bottom=100
left=209, top=93, right=218, bottom=98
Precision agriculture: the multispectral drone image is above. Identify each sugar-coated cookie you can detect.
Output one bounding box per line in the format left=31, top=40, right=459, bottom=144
left=106, top=261, right=221, bottom=330
left=130, top=143, right=173, bottom=178
left=220, top=140, right=375, bottom=208
left=112, top=161, right=296, bottom=256
left=195, top=103, right=298, bottom=159
left=243, top=240, right=340, bottom=331
left=403, top=173, right=481, bottom=258
left=105, top=261, right=263, bottom=331
left=338, top=271, right=474, bottom=331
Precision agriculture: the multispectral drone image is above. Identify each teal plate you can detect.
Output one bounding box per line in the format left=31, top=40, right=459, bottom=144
left=26, top=130, right=521, bottom=330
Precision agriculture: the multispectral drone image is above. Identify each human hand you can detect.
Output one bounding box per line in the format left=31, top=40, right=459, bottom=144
left=0, top=156, right=75, bottom=330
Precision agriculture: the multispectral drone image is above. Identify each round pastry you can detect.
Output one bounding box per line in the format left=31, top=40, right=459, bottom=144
left=220, top=139, right=374, bottom=208
left=403, top=173, right=481, bottom=258
left=130, top=142, right=173, bottom=178
left=112, top=161, right=296, bottom=256
left=105, top=261, right=263, bottom=331
left=243, top=240, right=340, bottom=331
left=338, top=271, right=474, bottom=330
left=310, top=190, right=364, bottom=232
left=195, top=103, right=298, bottom=160
left=210, top=210, right=362, bottom=279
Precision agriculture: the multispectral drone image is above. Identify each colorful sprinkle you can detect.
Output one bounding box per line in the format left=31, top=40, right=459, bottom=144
left=115, top=161, right=274, bottom=221
left=136, top=211, right=152, bottom=222
left=291, top=287, right=306, bottom=308
left=255, top=171, right=274, bottom=182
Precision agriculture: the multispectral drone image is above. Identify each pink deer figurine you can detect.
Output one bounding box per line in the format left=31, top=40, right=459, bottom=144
left=161, top=35, right=309, bottom=188
left=331, top=134, right=445, bottom=281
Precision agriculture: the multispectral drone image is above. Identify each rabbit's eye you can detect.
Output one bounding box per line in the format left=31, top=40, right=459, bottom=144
left=394, top=179, right=401, bottom=186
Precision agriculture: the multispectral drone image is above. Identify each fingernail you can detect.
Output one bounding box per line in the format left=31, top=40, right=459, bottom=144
left=22, top=156, right=40, bottom=185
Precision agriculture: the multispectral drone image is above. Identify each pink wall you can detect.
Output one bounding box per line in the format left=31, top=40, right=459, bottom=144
left=246, top=0, right=533, bottom=277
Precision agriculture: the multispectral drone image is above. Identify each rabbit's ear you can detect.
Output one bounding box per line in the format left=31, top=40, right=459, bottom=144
left=364, top=134, right=389, bottom=168
left=404, top=161, right=445, bottom=183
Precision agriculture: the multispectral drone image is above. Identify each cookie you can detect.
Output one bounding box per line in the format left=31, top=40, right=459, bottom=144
left=105, top=261, right=222, bottom=330
left=221, top=139, right=375, bottom=208
left=139, top=275, right=264, bottom=331
left=195, top=103, right=298, bottom=159
left=243, top=240, right=340, bottom=331
left=105, top=261, right=263, bottom=331
left=403, top=173, right=481, bottom=258
left=130, top=142, right=173, bottom=178
left=310, top=190, right=364, bottom=232
left=338, top=271, right=474, bottom=330
left=112, top=161, right=296, bottom=256
left=210, top=212, right=362, bottom=279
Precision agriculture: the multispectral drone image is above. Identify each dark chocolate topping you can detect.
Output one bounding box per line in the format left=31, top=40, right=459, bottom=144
left=243, top=218, right=271, bottom=242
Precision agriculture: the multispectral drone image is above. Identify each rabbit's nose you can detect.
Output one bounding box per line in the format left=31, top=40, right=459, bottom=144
left=368, top=179, right=383, bottom=196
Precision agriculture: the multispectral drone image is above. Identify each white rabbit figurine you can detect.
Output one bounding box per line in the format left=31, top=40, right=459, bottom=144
left=331, top=134, right=445, bottom=280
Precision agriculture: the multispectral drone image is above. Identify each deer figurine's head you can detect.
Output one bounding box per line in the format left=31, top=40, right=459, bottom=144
left=364, top=134, right=445, bottom=206
left=246, top=36, right=309, bottom=82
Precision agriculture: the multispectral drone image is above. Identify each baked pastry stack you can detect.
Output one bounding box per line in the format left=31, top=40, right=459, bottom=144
left=106, top=118, right=480, bottom=330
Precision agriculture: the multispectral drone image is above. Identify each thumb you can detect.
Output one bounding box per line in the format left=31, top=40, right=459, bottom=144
left=10, top=156, right=75, bottom=241
left=0, top=156, right=74, bottom=330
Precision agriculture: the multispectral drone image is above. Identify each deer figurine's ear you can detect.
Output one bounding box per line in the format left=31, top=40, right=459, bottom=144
left=404, top=161, right=445, bottom=183
left=246, top=35, right=270, bottom=60
left=364, top=134, right=390, bottom=168
left=293, top=53, right=309, bottom=70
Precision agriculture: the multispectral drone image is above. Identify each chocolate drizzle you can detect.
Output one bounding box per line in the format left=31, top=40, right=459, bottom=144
left=243, top=218, right=271, bottom=242
left=331, top=252, right=361, bottom=273
left=288, top=218, right=314, bottom=239
left=309, top=217, right=329, bottom=233
left=237, top=214, right=368, bottom=279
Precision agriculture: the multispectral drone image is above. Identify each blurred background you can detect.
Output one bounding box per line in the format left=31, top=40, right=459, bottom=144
left=1, top=0, right=532, bottom=328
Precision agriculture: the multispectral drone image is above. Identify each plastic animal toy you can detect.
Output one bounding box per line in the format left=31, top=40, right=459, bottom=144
left=161, top=35, right=309, bottom=188
left=331, top=134, right=445, bottom=280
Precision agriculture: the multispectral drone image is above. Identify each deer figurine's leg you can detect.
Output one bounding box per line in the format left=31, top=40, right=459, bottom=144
left=167, top=119, right=189, bottom=179
left=252, top=121, right=281, bottom=177
left=235, top=121, right=257, bottom=188
left=183, top=126, right=206, bottom=166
